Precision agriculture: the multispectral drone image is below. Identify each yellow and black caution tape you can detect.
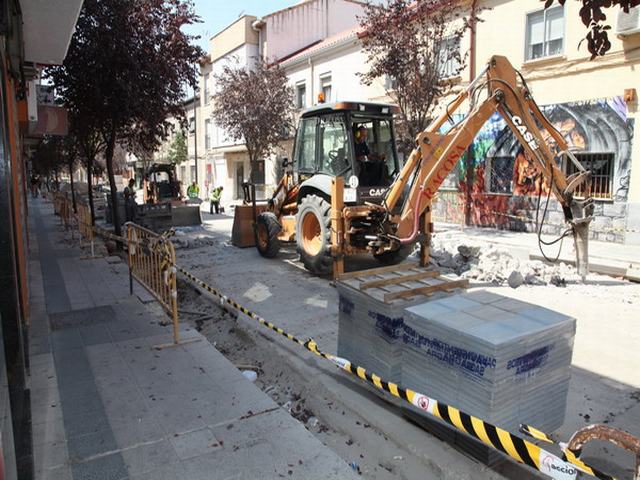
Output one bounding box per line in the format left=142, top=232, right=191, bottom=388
left=520, top=424, right=615, bottom=480
left=174, top=265, right=615, bottom=480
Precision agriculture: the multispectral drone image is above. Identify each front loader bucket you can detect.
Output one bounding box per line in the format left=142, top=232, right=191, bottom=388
left=572, top=219, right=591, bottom=281
left=171, top=205, right=202, bottom=226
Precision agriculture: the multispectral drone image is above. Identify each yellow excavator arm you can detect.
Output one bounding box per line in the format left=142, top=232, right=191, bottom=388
left=381, top=55, right=594, bottom=278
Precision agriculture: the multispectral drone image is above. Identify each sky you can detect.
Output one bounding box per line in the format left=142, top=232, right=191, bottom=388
left=185, top=0, right=298, bottom=51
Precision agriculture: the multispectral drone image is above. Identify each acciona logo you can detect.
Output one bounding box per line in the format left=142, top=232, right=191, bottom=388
left=541, top=455, right=578, bottom=479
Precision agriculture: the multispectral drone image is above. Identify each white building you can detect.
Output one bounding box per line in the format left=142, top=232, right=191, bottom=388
left=196, top=0, right=371, bottom=204
left=279, top=27, right=387, bottom=109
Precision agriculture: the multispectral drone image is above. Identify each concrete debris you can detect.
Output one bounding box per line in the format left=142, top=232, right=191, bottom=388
left=173, top=235, right=219, bottom=250
left=457, top=245, right=481, bottom=259
left=424, top=241, right=577, bottom=286
left=507, top=271, right=524, bottom=289
left=241, top=370, right=258, bottom=382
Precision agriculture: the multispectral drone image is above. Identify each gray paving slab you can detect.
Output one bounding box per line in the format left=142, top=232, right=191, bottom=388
left=68, top=430, right=119, bottom=463
left=71, top=452, right=129, bottom=480
left=170, top=426, right=222, bottom=460
left=121, top=439, right=181, bottom=476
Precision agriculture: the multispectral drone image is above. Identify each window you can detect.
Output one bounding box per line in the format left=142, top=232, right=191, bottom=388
left=190, top=166, right=196, bottom=183
left=253, top=159, right=266, bottom=184
left=205, top=119, right=211, bottom=150
left=188, top=117, right=195, bottom=135
left=526, top=6, right=564, bottom=61
left=566, top=153, right=614, bottom=199
left=438, top=36, right=461, bottom=79
left=180, top=165, right=187, bottom=182
left=319, top=115, right=350, bottom=176
left=487, top=156, right=515, bottom=193
left=296, top=82, right=306, bottom=109
left=295, top=118, right=317, bottom=171
left=384, top=75, right=398, bottom=92
left=320, top=74, right=332, bottom=103
left=203, top=73, right=210, bottom=105
left=352, top=116, right=398, bottom=182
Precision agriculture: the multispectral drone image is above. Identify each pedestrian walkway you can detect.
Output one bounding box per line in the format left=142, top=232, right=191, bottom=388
left=28, top=199, right=358, bottom=480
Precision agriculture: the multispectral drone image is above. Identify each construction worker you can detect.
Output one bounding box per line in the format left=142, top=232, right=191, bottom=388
left=124, top=178, right=137, bottom=222
left=354, top=125, right=385, bottom=185
left=209, top=185, right=223, bottom=214
left=187, top=181, right=200, bottom=199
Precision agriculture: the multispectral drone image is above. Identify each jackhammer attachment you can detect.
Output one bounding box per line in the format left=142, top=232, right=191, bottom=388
left=567, top=196, right=594, bottom=281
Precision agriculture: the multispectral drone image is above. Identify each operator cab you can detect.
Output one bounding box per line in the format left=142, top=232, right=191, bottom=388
left=293, top=101, right=401, bottom=204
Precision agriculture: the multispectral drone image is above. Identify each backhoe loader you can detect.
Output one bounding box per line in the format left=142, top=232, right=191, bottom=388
left=253, top=56, right=594, bottom=278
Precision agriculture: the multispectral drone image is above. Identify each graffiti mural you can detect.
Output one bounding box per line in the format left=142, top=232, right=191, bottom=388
left=434, top=96, right=635, bottom=241
left=473, top=96, right=634, bottom=200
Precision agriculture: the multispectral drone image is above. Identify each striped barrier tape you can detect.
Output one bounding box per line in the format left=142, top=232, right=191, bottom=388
left=520, top=424, right=615, bottom=480
left=174, top=265, right=611, bottom=480
left=85, top=224, right=618, bottom=479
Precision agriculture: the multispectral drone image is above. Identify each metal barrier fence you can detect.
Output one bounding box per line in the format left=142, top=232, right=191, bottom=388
left=126, top=222, right=181, bottom=345
left=75, top=201, right=94, bottom=256
left=53, top=193, right=72, bottom=230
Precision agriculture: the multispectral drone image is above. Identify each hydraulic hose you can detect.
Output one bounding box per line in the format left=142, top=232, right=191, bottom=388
left=397, top=187, right=427, bottom=245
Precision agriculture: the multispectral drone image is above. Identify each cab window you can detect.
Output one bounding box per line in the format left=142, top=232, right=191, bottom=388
left=352, top=116, right=398, bottom=186
left=295, top=118, right=317, bottom=172
left=319, top=114, right=351, bottom=176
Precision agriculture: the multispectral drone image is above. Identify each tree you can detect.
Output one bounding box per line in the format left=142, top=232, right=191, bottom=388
left=212, top=60, right=294, bottom=183
left=31, top=136, right=78, bottom=208
left=168, top=131, right=188, bottom=165
left=31, top=137, right=66, bottom=187
left=49, top=0, right=203, bottom=236
left=359, top=0, right=476, bottom=154
left=70, top=114, right=104, bottom=225
left=551, top=0, right=640, bottom=58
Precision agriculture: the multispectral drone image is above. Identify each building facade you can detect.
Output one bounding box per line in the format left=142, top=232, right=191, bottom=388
left=202, top=15, right=260, bottom=204
left=430, top=0, right=640, bottom=245
left=0, top=1, right=82, bottom=477
left=278, top=0, right=640, bottom=245
left=169, top=0, right=640, bottom=244
left=190, top=0, right=370, bottom=205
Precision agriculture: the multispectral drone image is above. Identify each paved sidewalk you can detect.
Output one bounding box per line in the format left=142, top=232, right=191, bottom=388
left=28, top=199, right=358, bottom=480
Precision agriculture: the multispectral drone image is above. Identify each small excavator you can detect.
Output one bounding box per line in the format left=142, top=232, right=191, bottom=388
left=252, top=56, right=594, bottom=278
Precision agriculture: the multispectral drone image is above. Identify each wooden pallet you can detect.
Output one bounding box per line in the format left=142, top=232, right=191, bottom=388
left=338, top=263, right=468, bottom=304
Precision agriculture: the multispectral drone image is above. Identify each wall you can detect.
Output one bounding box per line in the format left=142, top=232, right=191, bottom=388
left=432, top=96, right=636, bottom=242
left=209, top=16, right=258, bottom=63
left=430, top=0, right=640, bottom=244
left=285, top=40, right=388, bottom=108
left=264, top=0, right=364, bottom=61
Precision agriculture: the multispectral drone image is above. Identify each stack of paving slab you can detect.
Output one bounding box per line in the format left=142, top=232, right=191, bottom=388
left=403, top=290, right=575, bottom=437
left=336, top=267, right=462, bottom=383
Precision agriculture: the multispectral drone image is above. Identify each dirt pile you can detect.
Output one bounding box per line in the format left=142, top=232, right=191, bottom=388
left=425, top=240, right=577, bottom=288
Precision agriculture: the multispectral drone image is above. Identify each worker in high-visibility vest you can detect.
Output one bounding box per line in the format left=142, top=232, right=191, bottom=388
left=186, top=181, right=200, bottom=199
left=209, top=186, right=223, bottom=214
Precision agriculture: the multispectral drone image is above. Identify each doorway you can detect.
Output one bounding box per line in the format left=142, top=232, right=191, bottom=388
left=235, top=163, right=244, bottom=200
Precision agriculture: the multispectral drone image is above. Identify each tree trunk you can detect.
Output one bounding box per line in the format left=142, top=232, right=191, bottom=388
left=69, top=160, right=77, bottom=214
left=104, top=128, right=121, bottom=237
left=86, top=155, right=96, bottom=225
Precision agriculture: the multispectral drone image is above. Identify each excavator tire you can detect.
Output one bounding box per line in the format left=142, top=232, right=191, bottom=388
left=296, top=195, right=332, bottom=275
left=373, top=242, right=416, bottom=265
left=255, top=212, right=282, bottom=258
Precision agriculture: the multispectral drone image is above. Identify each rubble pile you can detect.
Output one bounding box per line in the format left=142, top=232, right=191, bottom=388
left=424, top=241, right=577, bottom=288
left=172, top=228, right=220, bottom=250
